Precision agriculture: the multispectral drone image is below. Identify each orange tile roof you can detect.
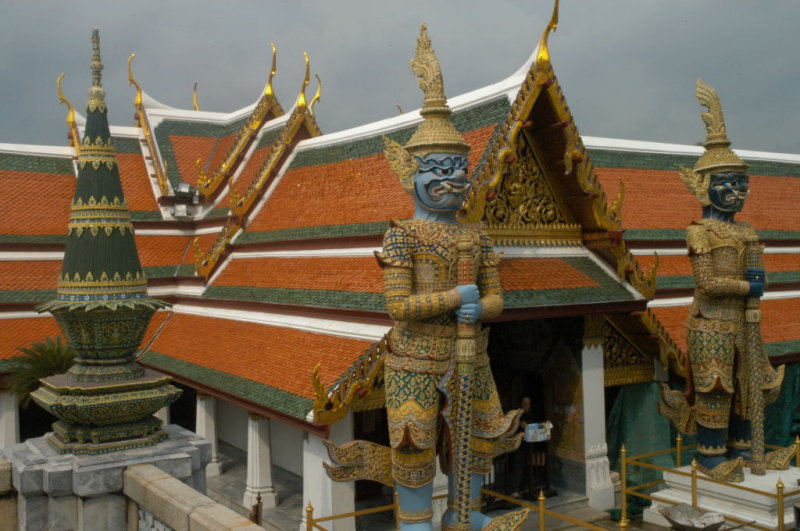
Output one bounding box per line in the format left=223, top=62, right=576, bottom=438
left=117, top=153, right=159, bottom=212
left=0, top=260, right=60, bottom=291
left=0, top=170, right=74, bottom=235
left=135, top=234, right=194, bottom=267
left=206, top=134, right=238, bottom=174
left=148, top=312, right=372, bottom=399
left=213, top=256, right=383, bottom=292
left=651, top=297, right=800, bottom=352
left=168, top=135, right=218, bottom=186
left=233, top=145, right=274, bottom=196
left=596, top=169, right=800, bottom=231
left=637, top=253, right=799, bottom=279
left=247, top=125, right=495, bottom=233
left=0, top=311, right=170, bottom=363
left=0, top=316, right=63, bottom=360
left=499, top=258, right=598, bottom=290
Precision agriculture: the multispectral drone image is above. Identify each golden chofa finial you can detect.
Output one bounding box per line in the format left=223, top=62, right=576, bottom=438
left=57, top=73, right=77, bottom=131
left=193, top=82, right=201, bottom=111
left=309, top=74, right=322, bottom=115
left=127, top=53, right=143, bottom=108
left=297, top=51, right=311, bottom=111
left=56, top=73, right=80, bottom=151
left=535, top=0, right=559, bottom=71
left=87, top=28, right=106, bottom=111
left=264, top=43, right=277, bottom=97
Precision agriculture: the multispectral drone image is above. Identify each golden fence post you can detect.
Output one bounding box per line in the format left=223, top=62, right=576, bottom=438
left=676, top=433, right=683, bottom=468
left=305, top=501, right=314, bottom=531
left=777, top=478, right=785, bottom=531
left=538, top=489, right=546, bottom=531
left=795, top=435, right=800, bottom=468
left=690, top=459, right=698, bottom=508
left=394, top=489, right=399, bottom=531
left=619, top=445, right=629, bottom=531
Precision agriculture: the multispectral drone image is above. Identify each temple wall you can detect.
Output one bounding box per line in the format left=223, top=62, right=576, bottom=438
left=269, top=419, right=303, bottom=477
left=217, top=399, right=248, bottom=452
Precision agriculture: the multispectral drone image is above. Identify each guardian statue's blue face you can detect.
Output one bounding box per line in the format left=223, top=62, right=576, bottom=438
left=709, top=171, right=748, bottom=212
left=412, top=153, right=469, bottom=213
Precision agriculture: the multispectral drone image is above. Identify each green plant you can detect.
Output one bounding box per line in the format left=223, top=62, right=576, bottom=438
left=8, top=336, right=75, bottom=407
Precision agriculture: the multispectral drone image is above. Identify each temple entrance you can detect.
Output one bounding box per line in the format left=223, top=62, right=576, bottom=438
left=487, top=317, right=586, bottom=498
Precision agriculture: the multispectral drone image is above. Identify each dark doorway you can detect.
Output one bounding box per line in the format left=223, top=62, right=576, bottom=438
left=169, top=382, right=196, bottom=432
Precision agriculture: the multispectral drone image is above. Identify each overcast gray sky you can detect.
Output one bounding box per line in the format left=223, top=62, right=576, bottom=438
left=2, top=1, right=799, bottom=153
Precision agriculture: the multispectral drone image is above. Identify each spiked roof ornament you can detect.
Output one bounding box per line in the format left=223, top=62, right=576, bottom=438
left=39, top=29, right=166, bottom=313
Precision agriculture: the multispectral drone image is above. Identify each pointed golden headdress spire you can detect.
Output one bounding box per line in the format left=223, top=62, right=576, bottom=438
left=693, top=79, right=747, bottom=174
left=87, top=28, right=106, bottom=112
left=403, top=24, right=469, bottom=156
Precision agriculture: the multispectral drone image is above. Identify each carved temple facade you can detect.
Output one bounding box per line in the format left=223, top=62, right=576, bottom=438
left=2, top=20, right=799, bottom=529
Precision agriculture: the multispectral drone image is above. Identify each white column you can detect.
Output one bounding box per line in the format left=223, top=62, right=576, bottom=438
left=300, top=413, right=355, bottom=531
left=154, top=406, right=170, bottom=425
left=0, top=391, right=19, bottom=448
left=243, top=414, right=278, bottom=510
left=582, top=317, right=614, bottom=510
left=195, top=394, right=222, bottom=477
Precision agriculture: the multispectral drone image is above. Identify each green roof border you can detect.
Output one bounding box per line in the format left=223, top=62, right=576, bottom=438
left=588, top=149, right=800, bottom=177
left=0, top=152, right=74, bottom=174
left=289, top=96, right=511, bottom=170
left=141, top=350, right=312, bottom=419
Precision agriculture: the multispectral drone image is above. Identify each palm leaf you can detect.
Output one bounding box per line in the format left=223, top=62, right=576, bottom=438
left=8, top=336, right=75, bottom=407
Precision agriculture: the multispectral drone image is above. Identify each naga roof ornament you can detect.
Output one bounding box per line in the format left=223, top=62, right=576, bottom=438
left=56, top=73, right=81, bottom=152
left=265, top=43, right=277, bottom=97
left=680, top=79, right=748, bottom=206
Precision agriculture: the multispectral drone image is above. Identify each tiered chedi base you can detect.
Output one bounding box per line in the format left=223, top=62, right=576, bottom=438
left=31, top=306, right=180, bottom=455
left=643, top=464, right=800, bottom=530
left=32, top=369, right=181, bottom=454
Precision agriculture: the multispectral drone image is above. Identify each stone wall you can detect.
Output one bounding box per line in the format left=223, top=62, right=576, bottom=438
left=0, top=459, right=18, bottom=530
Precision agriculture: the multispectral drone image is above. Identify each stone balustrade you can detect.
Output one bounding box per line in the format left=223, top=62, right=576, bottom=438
left=124, top=463, right=263, bottom=531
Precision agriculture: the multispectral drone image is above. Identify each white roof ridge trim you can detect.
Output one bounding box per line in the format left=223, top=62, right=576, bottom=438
left=583, top=136, right=800, bottom=164
left=0, top=143, right=75, bottom=157
left=289, top=46, right=539, bottom=151
left=172, top=303, right=389, bottom=341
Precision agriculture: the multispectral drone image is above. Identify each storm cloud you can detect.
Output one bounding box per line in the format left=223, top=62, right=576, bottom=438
left=2, top=0, right=798, bottom=153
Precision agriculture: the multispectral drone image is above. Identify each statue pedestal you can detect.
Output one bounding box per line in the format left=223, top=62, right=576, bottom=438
left=643, top=465, right=800, bottom=530
left=3, top=424, right=210, bottom=531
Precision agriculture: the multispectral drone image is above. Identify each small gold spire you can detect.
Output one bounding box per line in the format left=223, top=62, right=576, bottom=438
left=56, top=73, right=80, bottom=151
left=536, top=0, right=559, bottom=71
left=87, top=28, right=106, bottom=111
left=193, top=82, right=201, bottom=111
left=309, top=74, right=322, bottom=115
left=127, top=53, right=143, bottom=108
left=297, top=51, right=310, bottom=111
left=264, top=43, right=277, bottom=97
